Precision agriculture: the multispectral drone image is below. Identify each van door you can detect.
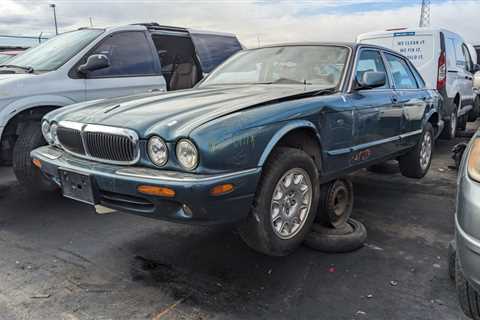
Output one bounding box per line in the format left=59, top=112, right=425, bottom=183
left=83, top=31, right=166, bottom=100
left=461, top=43, right=475, bottom=112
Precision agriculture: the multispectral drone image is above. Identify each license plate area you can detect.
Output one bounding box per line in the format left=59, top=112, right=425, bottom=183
left=59, top=168, right=97, bottom=205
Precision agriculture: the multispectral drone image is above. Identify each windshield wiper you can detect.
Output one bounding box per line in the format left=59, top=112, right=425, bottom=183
left=257, top=78, right=311, bottom=85
left=0, top=64, right=34, bottom=73
left=311, top=87, right=337, bottom=96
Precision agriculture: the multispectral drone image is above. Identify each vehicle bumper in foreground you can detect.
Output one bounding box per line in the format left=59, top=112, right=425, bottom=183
left=31, top=146, right=261, bottom=225
left=456, top=173, right=480, bottom=292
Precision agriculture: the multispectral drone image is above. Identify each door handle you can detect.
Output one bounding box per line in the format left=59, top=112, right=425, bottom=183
left=391, top=96, right=399, bottom=103
left=148, top=88, right=163, bottom=93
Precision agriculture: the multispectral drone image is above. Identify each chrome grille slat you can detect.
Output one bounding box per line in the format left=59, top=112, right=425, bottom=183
left=56, top=121, right=139, bottom=165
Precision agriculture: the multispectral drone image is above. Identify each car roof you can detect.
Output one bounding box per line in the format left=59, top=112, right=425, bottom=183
left=249, top=42, right=399, bottom=54
left=358, top=27, right=463, bottom=39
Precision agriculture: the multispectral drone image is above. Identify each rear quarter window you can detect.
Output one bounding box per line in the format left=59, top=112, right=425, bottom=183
left=190, top=33, right=242, bottom=73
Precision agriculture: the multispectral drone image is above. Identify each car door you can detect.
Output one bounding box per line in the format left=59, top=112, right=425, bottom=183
left=383, top=52, right=428, bottom=148
left=350, top=48, right=402, bottom=163
left=84, top=31, right=166, bottom=100
left=461, top=43, right=475, bottom=111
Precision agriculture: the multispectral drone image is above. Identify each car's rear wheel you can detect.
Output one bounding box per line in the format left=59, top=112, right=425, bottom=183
left=456, top=256, right=480, bottom=320
left=398, top=123, right=434, bottom=179
left=12, top=121, right=58, bottom=194
left=458, top=114, right=467, bottom=132
left=238, top=147, right=320, bottom=256
left=440, top=109, right=457, bottom=140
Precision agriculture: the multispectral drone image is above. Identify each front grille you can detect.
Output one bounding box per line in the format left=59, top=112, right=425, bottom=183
left=84, top=132, right=136, bottom=162
left=57, top=126, right=86, bottom=155
left=56, top=122, right=139, bottom=164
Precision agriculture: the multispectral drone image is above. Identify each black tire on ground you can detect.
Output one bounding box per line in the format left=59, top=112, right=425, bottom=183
left=456, top=255, right=480, bottom=320
left=316, top=178, right=353, bottom=228
left=440, top=108, right=458, bottom=140
left=304, top=218, right=367, bottom=253
left=12, top=121, right=57, bottom=193
left=367, top=161, right=399, bottom=174
left=458, top=114, right=467, bottom=132
left=238, top=147, right=320, bottom=256
left=398, top=122, right=434, bottom=179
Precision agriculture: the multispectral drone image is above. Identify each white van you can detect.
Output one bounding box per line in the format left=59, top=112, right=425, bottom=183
left=358, top=28, right=480, bottom=139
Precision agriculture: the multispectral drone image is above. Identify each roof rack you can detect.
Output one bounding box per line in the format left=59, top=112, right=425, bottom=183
left=132, top=23, right=188, bottom=32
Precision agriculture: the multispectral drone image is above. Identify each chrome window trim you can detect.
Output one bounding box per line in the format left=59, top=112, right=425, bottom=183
left=57, top=120, right=140, bottom=165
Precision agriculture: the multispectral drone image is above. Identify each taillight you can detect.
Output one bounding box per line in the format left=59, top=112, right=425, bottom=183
left=437, top=51, right=446, bottom=90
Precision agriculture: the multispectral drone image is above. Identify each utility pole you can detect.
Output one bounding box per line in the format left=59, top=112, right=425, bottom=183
left=49, top=3, right=58, bottom=35
left=419, top=0, right=431, bottom=28
left=89, top=17, right=94, bottom=27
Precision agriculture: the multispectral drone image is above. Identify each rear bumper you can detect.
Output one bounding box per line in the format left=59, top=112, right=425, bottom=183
left=31, top=145, right=261, bottom=225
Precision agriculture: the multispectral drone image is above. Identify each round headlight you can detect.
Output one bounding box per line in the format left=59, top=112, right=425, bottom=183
left=147, top=136, right=168, bottom=167
left=176, top=139, right=198, bottom=170
left=50, top=123, right=59, bottom=145
left=41, top=120, right=52, bottom=144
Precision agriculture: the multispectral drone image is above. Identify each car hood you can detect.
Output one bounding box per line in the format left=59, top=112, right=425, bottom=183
left=50, top=85, right=332, bottom=140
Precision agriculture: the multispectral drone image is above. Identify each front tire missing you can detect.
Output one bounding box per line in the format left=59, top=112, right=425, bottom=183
left=238, top=147, right=320, bottom=256
left=398, top=123, right=434, bottom=179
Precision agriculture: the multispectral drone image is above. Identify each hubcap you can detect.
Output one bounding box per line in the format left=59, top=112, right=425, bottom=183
left=451, top=111, right=457, bottom=137
left=270, top=168, right=313, bottom=240
left=419, top=131, right=432, bottom=171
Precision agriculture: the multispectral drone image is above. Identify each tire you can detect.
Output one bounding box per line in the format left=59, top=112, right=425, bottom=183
left=316, top=179, right=353, bottom=228
left=440, top=108, right=458, bottom=140
left=12, top=121, right=57, bottom=193
left=468, top=97, right=480, bottom=122
left=238, top=147, right=320, bottom=256
left=456, top=256, right=480, bottom=320
left=398, top=123, right=434, bottom=179
left=304, top=218, right=367, bottom=253
left=458, top=114, right=467, bottom=132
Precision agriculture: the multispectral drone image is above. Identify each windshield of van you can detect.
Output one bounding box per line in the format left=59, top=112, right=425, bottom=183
left=0, top=29, right=104, bottom=72
left=199, top=45, right=349, bottom=88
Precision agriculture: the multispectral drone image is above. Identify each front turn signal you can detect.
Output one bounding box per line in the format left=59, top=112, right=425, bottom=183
left=137, top=185, right=176, bottom=198
left=468, top=138, right=480, bottom=183
left=210, top=183, right=234, bottom=196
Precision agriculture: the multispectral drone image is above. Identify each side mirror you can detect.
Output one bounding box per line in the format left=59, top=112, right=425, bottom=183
left=356, top=71, right=386, bottom=89
left=78, top=54, right=110, bottom=74
left=474, top=71, right=480, bottom=90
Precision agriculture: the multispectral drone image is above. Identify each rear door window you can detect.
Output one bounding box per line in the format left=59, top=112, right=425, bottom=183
left=384, top=53, right=419, bottom=89
left=88, top=31, right=157, bottom=77
left=190, top=33, right=242, bottom=73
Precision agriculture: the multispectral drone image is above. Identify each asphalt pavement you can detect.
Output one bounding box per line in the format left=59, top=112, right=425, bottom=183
left=0, top=122, right=478, bottom=320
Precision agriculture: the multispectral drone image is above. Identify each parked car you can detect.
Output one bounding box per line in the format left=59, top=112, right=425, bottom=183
left=0, top=23, right=242, bottom=190
left=0, top=49, right=24, bottom=64
left=450, top=73, right=480, bottom=319
left=32, top=43, right=442, bottom=256
left=358, top=27, right=480, bottom=139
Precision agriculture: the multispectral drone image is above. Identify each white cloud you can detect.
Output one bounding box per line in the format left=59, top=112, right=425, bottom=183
left=0, top=0, right=479, bottom=47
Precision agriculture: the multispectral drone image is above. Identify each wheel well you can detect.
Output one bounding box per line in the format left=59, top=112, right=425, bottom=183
left=454, top=94, right=461, bottom=108
left=428, top=112, right=439, bottom=131
left=274, top=128, right=323, bottom=169
left=0, top=106, right=59, bottom=164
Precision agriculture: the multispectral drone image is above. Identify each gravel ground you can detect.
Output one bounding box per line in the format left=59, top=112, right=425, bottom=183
left=0, top=122, right=478, bottom=320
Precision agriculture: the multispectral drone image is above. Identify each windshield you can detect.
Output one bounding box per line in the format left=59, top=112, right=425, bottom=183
left=0, top=54, right=12, bottom=64
left=200, top=45, right=349, bottom=87
left=2, top=29, right=104, bottom=72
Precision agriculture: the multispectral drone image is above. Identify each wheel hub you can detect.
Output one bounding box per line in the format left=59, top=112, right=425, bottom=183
left=270, top=168, right=313, bottom=239
left=419, top=131, right=432, bottom=171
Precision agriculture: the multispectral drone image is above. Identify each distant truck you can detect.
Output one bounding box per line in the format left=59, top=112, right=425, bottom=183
left=358, top=28, right=480, bottom=139
left=0, top=23, right=242, bottom=190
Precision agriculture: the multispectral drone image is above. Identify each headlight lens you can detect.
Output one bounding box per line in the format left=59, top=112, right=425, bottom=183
left=147, top=136, right=168, bottom=167
left=468, top=138, right=480, bottom=182
left=41, top=120, right=52, bottom=144
left=176, top=139, right=198, bottom=170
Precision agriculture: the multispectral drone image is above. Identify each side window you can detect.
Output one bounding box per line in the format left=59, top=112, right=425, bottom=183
left=384, top=53, right=418, bottom=89
left=462, top=44, right=473, bottom=73
left=190, top=34, right=242, bottom=73
left=453, top=39, right=466, bottom=69
left=88, top=32, right=156, bottom=77
left=355, top=49, right=389, bottom=89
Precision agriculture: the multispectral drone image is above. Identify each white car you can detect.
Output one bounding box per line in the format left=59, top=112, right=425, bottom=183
left=0, top=23, right=241, bottom=190
left=358, top=27, right=480, bottom=139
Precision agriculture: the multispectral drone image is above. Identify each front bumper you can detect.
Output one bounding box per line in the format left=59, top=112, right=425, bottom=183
left=456, top=173, right=480, bottom=292
left=31, top=146, right=262, bottom=225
